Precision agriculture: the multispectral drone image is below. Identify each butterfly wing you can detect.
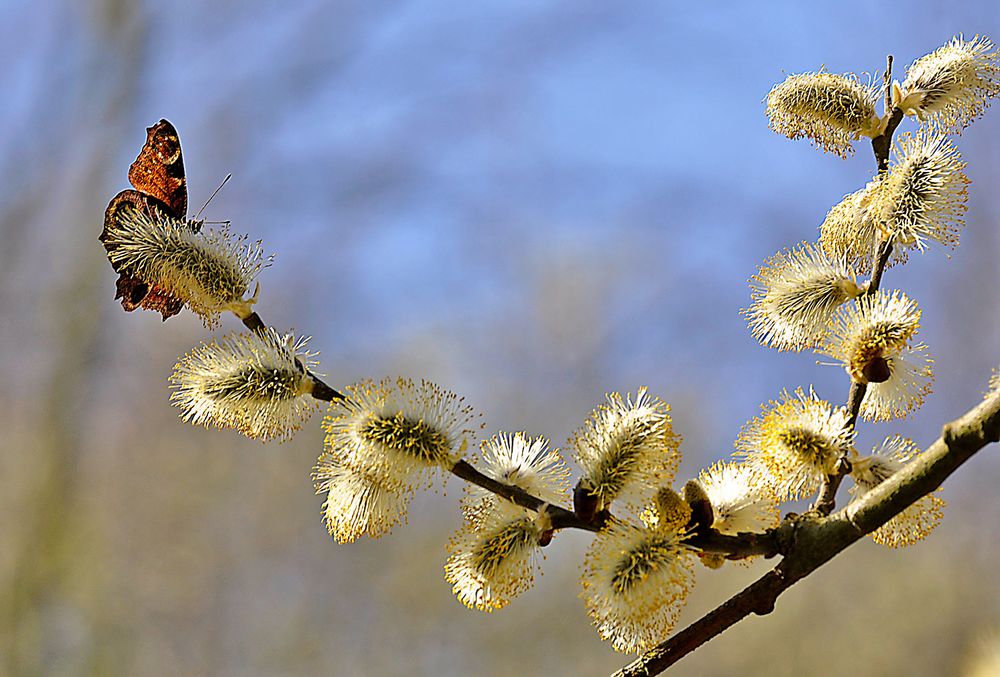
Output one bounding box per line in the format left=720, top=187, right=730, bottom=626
left=100, top=119, right=190, bottom=320
left=101, top=190, right=184, bottom=318
left=127, top=119, right=188, bottom=218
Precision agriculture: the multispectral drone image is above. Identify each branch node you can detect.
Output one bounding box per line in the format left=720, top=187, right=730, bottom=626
left=753, top=597, right=776, bottom=616
left=942, top=421, right=957, bottom=445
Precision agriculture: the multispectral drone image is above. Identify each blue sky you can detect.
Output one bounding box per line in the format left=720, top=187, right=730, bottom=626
left=2, top=0, right=997, bottom=457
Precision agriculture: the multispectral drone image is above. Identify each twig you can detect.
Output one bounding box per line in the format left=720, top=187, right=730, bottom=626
left=452, top=457, right=782, bottom=555
left=884, top=55, right=894, bottom=111
left=814, top=238, right=896, bottom=513
left=682, top=528, right=780, bottom=559
left=614, top=388, right=1000, bottom=676
left=450, top=460, right=601, bottom=532
left=451, top=460, right=781, bottom=556
left=813, top=53, right=903, bottom=516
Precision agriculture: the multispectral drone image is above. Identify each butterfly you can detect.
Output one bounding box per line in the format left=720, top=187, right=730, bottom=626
left=101, top=119, right=197, bottom=320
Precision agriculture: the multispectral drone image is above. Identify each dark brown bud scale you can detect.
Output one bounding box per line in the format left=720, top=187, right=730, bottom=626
left=574, top=481, right=600, bottom=523
left=683, top=480, right=715, bottom=532
left=863, top=356, right=892, bottom=383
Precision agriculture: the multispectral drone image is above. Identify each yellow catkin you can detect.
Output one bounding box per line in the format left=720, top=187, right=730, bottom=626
left=766, top=71, right=881, bottom=157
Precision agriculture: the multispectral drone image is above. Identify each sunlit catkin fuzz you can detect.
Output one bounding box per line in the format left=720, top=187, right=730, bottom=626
left=819, top=186, right=879, bottom=271
left=641, top=487, right=692, bottom=533
left=312, top=453, right=412, bottom=543
left=463, top=432, right=570, bottom=522
left=818, top=182, right=911, bottom=273
left=322, top=378, right=479, bottom=485
left=695, top=462, right=780, bottom=535
left=571, top=388, right=681, bottom=514
left=849, top=436, right=945, bottom=548
left=746, top=241, right=863, bottom=352
left=169, top=329, right=319, bottom=441
left=581, top=520, right=695, bottom=654
left=765, top=71, right=882, bottom=158
left=445, top=503, right=550, bottom=612
left=105, top=209, right=267, bottom=327
left=868, top=131, right=969, bottom=253
left=736, top=388, right=852, bottom=501
left=818, top=290, right=926, bottom=416
left=895, top=35, right=1000, bottom=134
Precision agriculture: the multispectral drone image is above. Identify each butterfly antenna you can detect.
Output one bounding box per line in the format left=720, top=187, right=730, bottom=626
left=194, top=173, right=232, bottom=221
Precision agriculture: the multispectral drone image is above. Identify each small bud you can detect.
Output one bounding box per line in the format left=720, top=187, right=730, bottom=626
left=170, top=329, right=320, bottom=441
left=445, top=504, right=548, bottom=611
left=653, top=487, right=691, bottom=532
left=736, top=388, right=852, bottom=501
left=868, top=132, right=968, bottom=253
left=745, top=241, right=863, bottom=351
left=574, top=479, right=601, bottom=523
left=896, top=35, right=1000, bottom=133
left=682, top=479, right=714, bottom=532
left=766, top=71, right=881, bottom=157
left=464, top=432, right=569, bottom=522
left=862, top=356, right=892, bottom=383
left=849, top=437, right=945, bottom=548
left=322, top=378, right=480, bottom=495
left=104, top=208, right=269, bottom=327
left=819, top=291, right=933, bottom=421
left=581, top=520, right=695, bottom=653
left=571, top=388, right=681, bottom=513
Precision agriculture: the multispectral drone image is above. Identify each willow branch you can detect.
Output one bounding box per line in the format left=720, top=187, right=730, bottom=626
left=615, top=388, right=1000, bottom=677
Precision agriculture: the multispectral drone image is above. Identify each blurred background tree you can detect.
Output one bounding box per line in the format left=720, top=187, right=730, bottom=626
left=1, top=1, right=999, bottom=675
